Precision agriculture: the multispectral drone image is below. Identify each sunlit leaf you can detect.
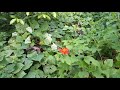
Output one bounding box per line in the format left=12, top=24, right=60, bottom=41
left=10, top=18, right=16, bottom=25
left=19, top=19, right=24, bottom=25
left=52, top=12, right=57, bottom=18
left=104, top=59, right=113, bottom=67
left=26, top=12, right=30, bottom=16
left=25, top=36, right=31, bottom=44
left=26, top=27, right=33, bottom=33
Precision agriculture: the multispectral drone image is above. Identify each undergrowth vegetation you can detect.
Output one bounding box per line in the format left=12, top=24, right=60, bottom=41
left=0, top=12, right=120, bottom=78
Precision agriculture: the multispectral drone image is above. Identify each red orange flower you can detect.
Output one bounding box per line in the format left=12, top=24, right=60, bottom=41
left=58, top=48, right=69, bottom=55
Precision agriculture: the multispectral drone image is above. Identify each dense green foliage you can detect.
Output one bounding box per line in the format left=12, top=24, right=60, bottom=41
left=0, top=12, right=120, bottom=78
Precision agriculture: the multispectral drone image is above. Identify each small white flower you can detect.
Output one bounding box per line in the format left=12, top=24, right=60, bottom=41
left=26, top=27, right=33, bottom=33
left=12, top=32, right=18, bottom=37
left=51, top=43, right=57, bottom=50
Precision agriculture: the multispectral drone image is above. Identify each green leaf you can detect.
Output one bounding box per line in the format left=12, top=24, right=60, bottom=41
left=29, top=19, right=39, bottom=29
left=40, top=21, right=49, bottom=31
left=10, top=18, right=16, bottom=25
left=4, top=64, right=16, bottom=73
left=63, top=25, right=69, bottom=30
left=0, top=41, right=5, bottom=46
left=43, top=65, right=57, bottom=74
left=110, top=69, right=120, bottom=78
left=116, top=53, right=120, bottom=61
left=30, top=64, right=41, bottom=70
left=27, top=52, right=37, bottom=59
left=33, top=29, right=43, bottom=38
left=5, top=50, right=14, bottom=57
left=22, top=32, right=29, bottom=39
left=27, top=52, right=44, bottom=61
left=92, top=71, right=104, bottom=78
left=23, top=58, right=33, bottom=70
left=0, top=60, right=8, bottom=69
left=46, top=55, right=56, bottom=64
left=78, top=71, right=89, bottom=78
left=84, top=56, right=100, bottom=67
left=24, top=70, right=36, bottom=78
left=44, top=15, right=51, bottom=20
left=104, top=59, right=113, bottom=67
left=16, top=71, right=26, bottom=78
left=58, top=63, right=69, bottom=77
left=65, top=56, right=72, bottom=65
left=101, top=69, right=111, bottom=78
left=16, top=18, right=20, bottom=23
left=25, top=36, right=31, bottom=44
left=26, top=27, right=33, bottom=34
left=38, top=15, right=42, bottom=19
left=62, top=55, right=78, bottom=65
left=24, top=69, right=44, bottom=78
left=92, top=68, right=104, bottom=78
left=11, top=43, right=22, bottom=49
left=19, top=19, right=24, bottom=25
left=16, top=36, right=24, bottom=43
left=42, top=14, right=46, bottom=18
left=14, top=50, right=24, bottom=57
left=114, top=61, right=120, bottom=68
left=13, top=63, right=24, bottom=74
left=34, top=53, right=44, bottom=61
left=67, top=45, right=73, bottom=50
left=35, top=70, right=45, bottom=78
left=26, top=12, right=30, bottom=16
left=12, top=32, right=18, bottom=37
left=77, top=60, right=88, bottom=68
left=0, top=56, right=4, bottom=62
left=21, top=43, right=29, bottom=49
left=10, top=15, right=16, bottom=18
left=52, top=12, right=57, bottom=18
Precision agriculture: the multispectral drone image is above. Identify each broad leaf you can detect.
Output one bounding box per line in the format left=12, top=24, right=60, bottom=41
left=16, top=71, right=26, bottom=78
left=4, top=64, right=16, bottom=73
left=13, top=63, right=24, bottom=74
left=26, top=12, right=30, bottom=16
left=26, top=27, right=33, bottom=33
left=24, top=70, right=36, bottom=78
left=43, top=65, right=57, bottom=74
left=10, top=18, right=16, bottom=25
left=16, top=36, right=24, bottom=43
left=19, top=19, right=24, bottom=25
left=23, top=58, right=33, bottom=70
left=27, top=52, right=44, bottom=61
left=84, top=56, right=100, bottom=67
left=40, top=21, right=49, bottom=31
left=25, top=36, right=31, bottom=44
left=29, top=19, right=39, bottom=29
left=52, top=12, right=57, bottom=18
left=104, top=59, right=113, bottom=67
left=78, top=71, right=89, bottom=78
left=116, top=53, right=120, bottom=61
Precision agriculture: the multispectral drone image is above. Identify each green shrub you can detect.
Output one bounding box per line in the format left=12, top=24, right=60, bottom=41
left=0, top=12, right=120, bottom=78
